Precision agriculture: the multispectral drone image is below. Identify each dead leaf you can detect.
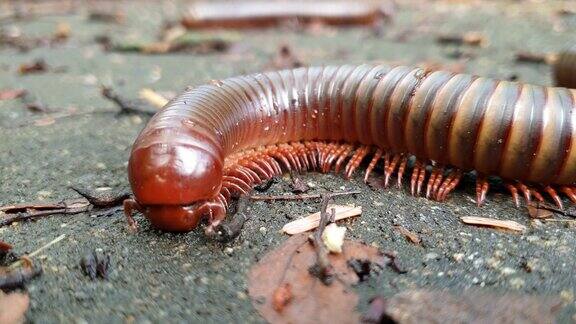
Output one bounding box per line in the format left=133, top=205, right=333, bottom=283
left=364, top=290, right=562, bottom=324
left=526, top=204, right=554, bottom=219
left=248, top=234, right=387, bottom=324
left=460, top=216, right=526, bottom=233
left=394, top=226, right=421, bottom=245
left=0, top=89, right=26, bottom=101
left=18, top=59, right=48, bottom=75
left=0, top=292, right=29, bottom=324
left=282, top=205, right=362, bottom=235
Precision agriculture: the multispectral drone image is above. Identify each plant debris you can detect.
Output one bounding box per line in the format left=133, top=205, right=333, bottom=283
left=80, top=250, right=111, bottom=280
left=139, top=88, right=169, bottom=109
left=248, top=234, right=388, bottom=324
left=0, top=89, right=26, bottom=101
left=18, top=59, right=48, bottom=75
left=210, top=195, right=252, bottom=242
left=0, top=199, right=90, bottom=227
left=515, top=52, right=557, bottom=65
left=106, top=33, right=234, bottom=55
left=0, top=291, right=29, bottom=324
left=436, top=32, right=486, bottom=47
left=282, top=204, right=361, bottom=235
left=394, top=225, right=421, bottom=245
left=460, top=216, right=527, bottom=233
left=289, top=171, right=309, bottom=193
left=363, top=290, right=563, bottom=323
left=322, top=223, right=346, bottom=253
left=268, top=45, right=305, bottom=70
left=70, top=187, right=130, bottom=208
left=100, top=86, right=156, bottom=115
left=181, top=1, right=394, bottom=30
left=87, top=10, right=125, bottom=24
left=251, top=190, right=360, bottom=201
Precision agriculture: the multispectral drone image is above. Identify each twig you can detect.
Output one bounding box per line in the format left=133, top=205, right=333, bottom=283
left=308, top=194, right=336, bottom=285
left=0, top=199, right=91, bottom=227
left=211, top=195, right=252, bottom=242
left=515, top=52, right=557, bottom=65
left=250, top=190, right=360, bottom=201
left=100, top=86, right=155, bottom=115
left=8, top=234, right=66, bottom=270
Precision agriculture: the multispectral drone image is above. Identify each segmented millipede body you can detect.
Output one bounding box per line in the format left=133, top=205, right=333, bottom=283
left=554, top=45, right=576, bottom=89
left=181, top=1, right=393, bottom=30
left=125, top=64, right=576, bottom=233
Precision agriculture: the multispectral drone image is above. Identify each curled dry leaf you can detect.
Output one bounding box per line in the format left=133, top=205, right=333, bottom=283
left=248, top=234, right=387, bottom=324
left=282, top=205, right=361, bottom=235
left=460, top=216, right=526, bottom=233
left=364, top=290, right=562, bottom=324
left=0, top=292, right=29, bottom=324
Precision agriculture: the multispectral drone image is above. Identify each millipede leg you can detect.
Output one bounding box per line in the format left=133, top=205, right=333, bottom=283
left=364, top=149, right=383, bottom=183
left=543, top=186, right=563, bottom=209
left=344, top=146, right=369, bottom=179
left=505, top=183, right=521, bottom=207
left=560, top=186, right=576, bottom=203
left=383, top=154, right=400, bottom=188
left=397, top=157, right=408, bottom=188
left=123, top=198, right=143, bottom=231
left=410, top=162, right=421, bottom=196
left=334, top=145, right=353, bottom=173
left=475, top=176, right=489, bottom=207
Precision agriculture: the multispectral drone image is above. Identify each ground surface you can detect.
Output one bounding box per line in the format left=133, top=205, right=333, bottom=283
left=1, top=0, right=576, bottom=323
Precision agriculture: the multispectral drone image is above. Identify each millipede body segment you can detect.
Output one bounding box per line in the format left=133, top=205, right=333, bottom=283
left=125, top=64, right=576, bottom=233
left=554, top=45, right=576, bottom=89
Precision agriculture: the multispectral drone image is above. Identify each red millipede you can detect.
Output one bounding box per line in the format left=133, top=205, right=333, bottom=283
left=124, top=63, right=576, bottom=234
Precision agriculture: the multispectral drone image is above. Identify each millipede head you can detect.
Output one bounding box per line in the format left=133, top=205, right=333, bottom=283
left=127, top=142, right=224, bottom=231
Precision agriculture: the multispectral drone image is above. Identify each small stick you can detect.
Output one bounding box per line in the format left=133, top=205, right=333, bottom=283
left=515, top=52, right=557, bottom=65
left=250, top=190, right=360, bottom=201
left=211, top=195, right=252, bottom=242
left=100, top=86, right=155, bottom=115
left=308, top=194, right=336, bottom=285
left=8, top=234, right=66, bottom=270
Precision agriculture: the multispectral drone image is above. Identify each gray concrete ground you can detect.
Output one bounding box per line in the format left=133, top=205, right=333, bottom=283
left=1, top=0, right=576, bottom=322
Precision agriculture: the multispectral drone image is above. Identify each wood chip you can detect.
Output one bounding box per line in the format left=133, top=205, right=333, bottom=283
left=282, top=204, right=361, bottom=235
left=394, top=225, right=421, bottom=244
left=460, top=216, right=526, bottom=233
left=139, top=88, right=169, bottom=109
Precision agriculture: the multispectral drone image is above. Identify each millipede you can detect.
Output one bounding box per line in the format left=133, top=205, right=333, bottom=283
left=124, top=60, right=576, bottom=234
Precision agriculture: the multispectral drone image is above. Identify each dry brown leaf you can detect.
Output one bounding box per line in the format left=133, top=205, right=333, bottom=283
left=282, top=205, right=361, bottom=235
left=364, top=290, right=562, bottom=323
left=527, top=205, right=554, bottom=219
left=0, top=292, right=29, bottom=324
left=461, top=216, right=526, bottom=233
left=248, top=234, right=387, bottom=324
